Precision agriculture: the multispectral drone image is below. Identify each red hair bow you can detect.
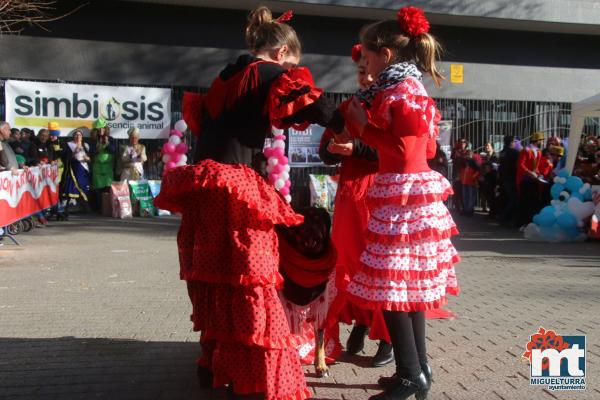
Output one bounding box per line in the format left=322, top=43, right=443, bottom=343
left=397, top=6, right=430, bottom=37
left=351, top=44, right=362, bottom=63
left=276, top=10, right=294, bottom=23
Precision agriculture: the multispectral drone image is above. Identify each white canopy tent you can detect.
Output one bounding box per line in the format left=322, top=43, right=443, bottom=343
left=566, top=93, right=600, bottom=173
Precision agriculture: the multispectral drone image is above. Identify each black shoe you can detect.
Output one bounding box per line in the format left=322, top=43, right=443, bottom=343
left=346, top=324, right=368, bottom=355
left=421, top=362, right=433, bottom=390
left=371, top=341, right=394, bottom=367
left=197, top=365, right=213, bottom=388
left=370, top=372, right=428, bottom=400
left=378, top=363, right=432, bottom=390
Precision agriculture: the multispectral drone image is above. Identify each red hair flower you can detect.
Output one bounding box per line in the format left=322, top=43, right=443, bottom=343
left=397, top=6, right=430, bottom=37
left=351, top=44, right=362, bottom=63
left=276, top=10, right=294, bottom=23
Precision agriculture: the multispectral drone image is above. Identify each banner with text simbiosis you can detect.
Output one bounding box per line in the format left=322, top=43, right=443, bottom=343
left=5, top=80, right=171, bottom=139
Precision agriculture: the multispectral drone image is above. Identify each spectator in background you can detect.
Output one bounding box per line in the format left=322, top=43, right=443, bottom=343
left=10, top=129, right=27, bottom=161
left=516, top=131, right=545, bottom=229
left=0, top=121, right=19, bottom=171
left=47, top=122, right=67, bottom=220
left=460, top=149, right=480, bottom=216
left=451, top=138, right=468, bottom=211
left=9, top=128, right=20, bottom=144
left=498, top=135, right=520, bottom=225
left=28, top=128, right=54, bottom=166
left=61, top=129, right=91, bottom=217
left=118, top=127, right=147, bottom=181
left=91, top=118, right=116, bottom=211
left=479, top=142, right=498, bottom=214
left=428, top=141, right=449, bottom=178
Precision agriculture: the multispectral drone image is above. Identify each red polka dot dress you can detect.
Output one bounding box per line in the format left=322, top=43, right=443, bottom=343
left=155, top=161, right=311, bottom=400
left=343, top=77, right=460, bottom=313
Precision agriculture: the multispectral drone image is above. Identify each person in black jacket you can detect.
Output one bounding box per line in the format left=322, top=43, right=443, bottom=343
left=498, top=135, right=520, bottom=224
left=28, top=128, right=54, bottom=166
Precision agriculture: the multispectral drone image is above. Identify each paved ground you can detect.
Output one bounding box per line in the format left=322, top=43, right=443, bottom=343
left=1, top=213, right=599, bottom=400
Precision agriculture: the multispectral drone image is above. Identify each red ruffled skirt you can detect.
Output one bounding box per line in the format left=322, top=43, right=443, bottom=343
left=154, top=160, right=311, bottom=400
left=327, top=188, right=390, bottom=342
left=346, top=170, right=460, bottom=312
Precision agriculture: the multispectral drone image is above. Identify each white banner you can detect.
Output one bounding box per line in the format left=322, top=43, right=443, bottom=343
left=0, top=165, right=59, bottom=226
left=5, top=80, right=171, bottom=139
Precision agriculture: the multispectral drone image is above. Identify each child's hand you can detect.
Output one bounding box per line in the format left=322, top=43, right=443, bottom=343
left=344, top=98, right=368, bottom=136
left=327, top=140, right=353, bottom=156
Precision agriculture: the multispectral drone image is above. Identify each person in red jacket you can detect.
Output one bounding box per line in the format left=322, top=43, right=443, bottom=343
left=342, top=7, right=460, bottom=399
left=460, top=150, right=480, bottom=216
left=156, top=7, right=345, bottom=400
left=319, top=44, right=394, bottom=368
left=516, top=131, right=544, bottom=228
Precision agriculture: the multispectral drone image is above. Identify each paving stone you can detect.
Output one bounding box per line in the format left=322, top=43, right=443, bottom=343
left=1, top=214, right=598, bottom=399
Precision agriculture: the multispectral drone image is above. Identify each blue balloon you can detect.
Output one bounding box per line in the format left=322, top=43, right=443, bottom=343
left=557, top=169, right=570, bottom=178
left=557, top=212, right=577, bottom=230
left=564, top=228, right=580, bottom=240
left=566, top=176, right=584, bottom=193
left=551, top=184, right=565, bottom=200
left=571, top=191, right=584, bottom=201
left=537, top=208, right=556, bottom=227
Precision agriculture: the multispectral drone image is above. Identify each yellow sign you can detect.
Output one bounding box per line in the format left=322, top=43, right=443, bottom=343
left=450, top=64, right=464, bottom=84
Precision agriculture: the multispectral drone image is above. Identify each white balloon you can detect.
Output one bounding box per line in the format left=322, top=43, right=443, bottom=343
left=169, top=135, right=182, bottom=145
left=268, top=157, right=279, bottom=167
left=266, top=165, right=274, bottom=173
left=176, top=159, right=186, bottom=166
left=273, top=140, right=285, bottom=148
left=274, top=179, right=285, bottom=190
left=284, top=194, right=292, bottom=203
left=284, top=164, right=291, bottom=172
left=179, top=154, right=187, bottom=164
left=174, top=119, right=188, bottom=133
left=162, top=154, right=171, bottom=163
left=280, top=172, right=289, bottom=181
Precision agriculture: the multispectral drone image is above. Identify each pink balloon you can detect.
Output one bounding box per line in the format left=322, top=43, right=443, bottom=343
left=176, top=143, right=188, bottom=154
left=272, top=147, right=284, bottom=158
left=163, top=142, right=176, bottom=154
left=165, top=161, right=177, bottom=170
left=170, top=153, right=182, bottom=163
left=278, top=155, right=289, bottom=165
left=279, top=187, right=290, bottom=196
left=273, top=164, right=285, bottom=174
left=264, top=148, right=273, bottom=158
left=170, top=129, right=184, bottom=138
left=268, top=173, right=279, bottom=184
left=284, top=180, right=291, bottom=188
left=274, top=135, right=286, bottom=141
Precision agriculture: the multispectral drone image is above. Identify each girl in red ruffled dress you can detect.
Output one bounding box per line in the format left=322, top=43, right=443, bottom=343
left=154, top=7, right=345, bottom=400
left=342, top=7, right=460, bottom=400
left=319, top=44, right=394, bottom=368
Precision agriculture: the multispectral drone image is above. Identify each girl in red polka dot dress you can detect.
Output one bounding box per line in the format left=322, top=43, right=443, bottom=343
left=155, top=6, right=345, bottom=400
left=341, top=7, right=460, bottom=400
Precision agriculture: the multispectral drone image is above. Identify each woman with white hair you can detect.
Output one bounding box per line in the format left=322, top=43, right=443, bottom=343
left=118, top=127, right=147, bottom=181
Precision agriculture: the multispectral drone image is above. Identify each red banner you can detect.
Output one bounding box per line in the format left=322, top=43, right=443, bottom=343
left=0, top=165, right=59, bottom=226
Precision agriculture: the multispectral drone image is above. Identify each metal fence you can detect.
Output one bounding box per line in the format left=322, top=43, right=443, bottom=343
left=2, top=78, right=600, bottom=206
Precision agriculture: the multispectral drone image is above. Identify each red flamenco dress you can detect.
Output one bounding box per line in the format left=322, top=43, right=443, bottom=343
left=158, top=54, right=344, bottom=400
left=318, top=103, right=390, bottom=343
left=343, top=77, right=460, bottom=314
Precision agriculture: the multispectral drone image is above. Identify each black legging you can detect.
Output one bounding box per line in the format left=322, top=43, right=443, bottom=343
left=383, top=310, right=426, bottom=380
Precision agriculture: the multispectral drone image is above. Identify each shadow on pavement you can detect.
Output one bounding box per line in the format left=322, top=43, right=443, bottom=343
left=452, top=213, right=600, bottom=263
left=0, top=336, right=210, bottom=400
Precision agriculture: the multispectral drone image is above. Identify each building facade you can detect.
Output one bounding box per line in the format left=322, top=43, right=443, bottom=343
left=1, top=0, right=599, bottom=147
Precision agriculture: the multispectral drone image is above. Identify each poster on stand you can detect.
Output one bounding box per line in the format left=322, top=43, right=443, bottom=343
left=288, top=125, right=326, bottom=167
